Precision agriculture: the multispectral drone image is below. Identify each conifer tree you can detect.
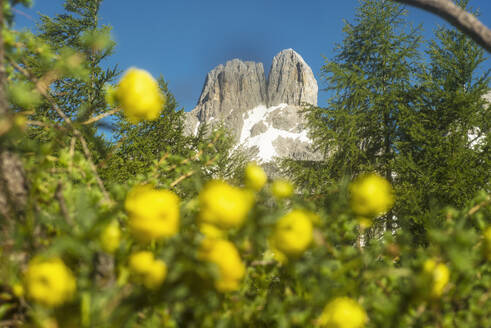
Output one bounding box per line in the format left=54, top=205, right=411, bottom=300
left=287, top=0, right=422, bottom=227
left=37, top=0, right=117, bottom=118
left=394, top=0, right=490, bottom=242
left=103, top=77, right=247, bottom=186
left=316, top=0, right=421, bottom=177
left=102, top=77, right=190, bottom=182
left=26, top=0, right=118, bottom=155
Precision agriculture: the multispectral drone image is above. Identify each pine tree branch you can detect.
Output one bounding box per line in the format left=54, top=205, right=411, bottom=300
left=391, top=0, right=491, bottom=53
left=467, top=195, right=490, bottom=216
left=7, top=56, right=111, bottom=203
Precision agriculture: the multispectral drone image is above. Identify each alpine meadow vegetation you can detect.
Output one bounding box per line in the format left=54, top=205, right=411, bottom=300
left=0, top=0, right=490, bottom=327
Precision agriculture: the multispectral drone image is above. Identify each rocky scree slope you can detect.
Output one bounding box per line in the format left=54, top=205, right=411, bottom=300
left=184, top=49, right=320, bottom=163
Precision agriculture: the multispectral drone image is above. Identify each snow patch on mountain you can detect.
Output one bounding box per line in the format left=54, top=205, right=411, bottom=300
left=468, top=128, right=485, bottom=150
left=237, top=104, right=312, bottom=162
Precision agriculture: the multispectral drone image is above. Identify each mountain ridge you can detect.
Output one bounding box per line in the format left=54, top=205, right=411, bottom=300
left=184, top=49, right=320, bottom=163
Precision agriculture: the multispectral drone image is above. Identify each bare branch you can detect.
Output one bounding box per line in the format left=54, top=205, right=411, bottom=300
left=81, top=107, right=120, bottom=125
left=55, top=183, right=74, bottom=226
left=467, top=194, right=490, bottom=216
left=170, top=170, right=195, bottom=188
left=391, top=0, right=491, bottom=53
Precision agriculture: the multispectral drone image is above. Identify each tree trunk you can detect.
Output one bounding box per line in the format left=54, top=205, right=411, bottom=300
left=0, top=0, right=28, bottom=221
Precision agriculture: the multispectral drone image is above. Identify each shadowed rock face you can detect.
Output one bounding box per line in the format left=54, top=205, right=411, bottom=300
left=185, top=59, right=267, bottom=138
left=267, top=49, right=318, bottom=107
left=184, top=49, right=320, bottom=163
left=198, top=60, right=267, bottom=121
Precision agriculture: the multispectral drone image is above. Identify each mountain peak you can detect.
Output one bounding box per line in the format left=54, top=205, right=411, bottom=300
left=267, top=49, right=318, bottom=107
left=184, top=49, right=320, bottom=163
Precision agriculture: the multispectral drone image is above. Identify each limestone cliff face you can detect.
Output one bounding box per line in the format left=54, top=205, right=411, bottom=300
left=185, top=49, right=320, bottom=163
left=185, top=60, right=267, bottom=138
left=267, top=49, right=318, bottom=107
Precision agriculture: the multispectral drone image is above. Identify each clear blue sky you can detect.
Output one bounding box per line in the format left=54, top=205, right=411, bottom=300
left=13, top=0, right=491, bottom=111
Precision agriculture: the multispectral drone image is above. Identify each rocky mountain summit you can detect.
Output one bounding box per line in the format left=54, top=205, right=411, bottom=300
left=185, top=49, right=320, bottom=163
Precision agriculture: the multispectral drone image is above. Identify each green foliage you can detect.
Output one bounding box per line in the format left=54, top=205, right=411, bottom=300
left=283, top=0, right=489, bottom=243
left=1, top=0, right=490, bottom=327
left=20, top=0, right=118, bottom=160
left=283, top=0, right=422, bottom=206
left=102, top=77, right=190, bottom=183
left=309, top=0, right=421, bottom=179
left=2, top=141, right=491, bottom=326
left=102, top=76, right=247, bottom=191
left=394, top=0, right=490, bottom=240
left=35, top=0, right=118, bottom=118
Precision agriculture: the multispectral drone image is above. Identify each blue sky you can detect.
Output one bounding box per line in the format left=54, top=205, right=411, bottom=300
left=13, top=0, right=491, bottom=111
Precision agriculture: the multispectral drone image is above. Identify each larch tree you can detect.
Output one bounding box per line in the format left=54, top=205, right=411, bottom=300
left=286, top=0, right=422, bottom=232
left=394, top=0, right=490, bottom=243
left=26, top=0, right=119, bottom=157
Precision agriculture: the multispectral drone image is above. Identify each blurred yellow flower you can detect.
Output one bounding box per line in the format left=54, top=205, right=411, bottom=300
left=484, top=226, right=491, bottom=260
left=12, top=283, right=24, bottom=298
left=125, top=185, right=180, bottom=242
left=350, top=173, right=394, bottom=218
left=115, top=68, right=165, bottom=123
left=14, top=114, right=27, bottom=129
left=270, top=209, right=313, bottom=261
left=317, top=297, right=367, bottom=328
left=39, top=317, right=59, bottom=328
left=356, top=217, right=373, bottom=230
left=271, top=179, right=294, bottom=199
left=423, top=259, right=450, bottom=298
left=129, top=251, right=167, bottom=289
left=199, top=180, right=254, bottom=229
left=244, top=162, right=267, bottom=191
left=100, top=221, right=121, bottom=253
left=199, top=238, right=245, bottom=292
left=200, top=223, right=225, bottom=239
left=25, top=258, right=76, bottom=307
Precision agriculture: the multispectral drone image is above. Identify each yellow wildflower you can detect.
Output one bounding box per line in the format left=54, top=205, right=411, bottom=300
left=129, top=251, right=167, bottom=289
left=271, top=179, right=294, bottom=199
left=317, top=297, right=367, bottom=328
left=244, top=162, right=267, bottom=191
left=39, top=317, right=58, bottom=328
left=356, top=217, right=373, bottom=230
left=270, top=210, right=313, bottom=262
left=199, top=238, right=245, bottom=292
left=125, top=185, right=180, bottom=242
left=14, top=114, right=27, bottom=129
left=25, top=258, right=76, bottom=307
left=12, top=283, right=24, bottom=298
left=484, top=226, right=491, bottom=260
left=115, top=68, right=165, bottom=123
left=100, top=221, right=121, bottom=253
left=199, top=180, right=254, bottom=229
left=200, top=223, right=225, bottom=239
left=423, top=259, right=450, bottom=298
left=350, top=174, right=394, bottom=218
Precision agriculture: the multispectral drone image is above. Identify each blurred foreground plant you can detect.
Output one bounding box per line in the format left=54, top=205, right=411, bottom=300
left=0, top=1, right=490, bottom=327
